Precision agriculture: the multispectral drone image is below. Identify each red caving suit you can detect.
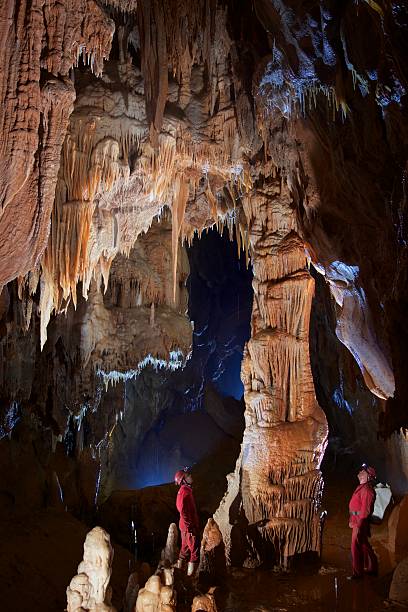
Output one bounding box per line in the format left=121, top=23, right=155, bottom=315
left=176, top=483, right=200, bottom=562
left=349, top=482, right=378, bottom=576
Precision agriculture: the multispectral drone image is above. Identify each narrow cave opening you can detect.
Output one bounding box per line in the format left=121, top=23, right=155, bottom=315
left=186, top=226, right=253, bottom=403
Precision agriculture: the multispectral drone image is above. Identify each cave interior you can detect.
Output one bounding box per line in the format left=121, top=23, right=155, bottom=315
left=0, top=0, right=408, bottom=611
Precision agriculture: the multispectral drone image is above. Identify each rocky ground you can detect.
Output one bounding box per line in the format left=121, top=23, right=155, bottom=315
left=0, top=468, right=406, bottom=612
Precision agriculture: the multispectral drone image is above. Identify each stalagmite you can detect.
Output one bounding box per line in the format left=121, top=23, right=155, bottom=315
left=160, top=523, right=179, bottom=566
left=215, top=182, right=328, bottom=567
left=66, top=526, right=116, bottom=611
left=158, top=587, right=176, bottom=612
left=124, top=564, right=152, bottom=612
left=197, top=519, right=226, bottom=586
left=135, top=575, right=176, bottom=612
left=124, top=572, right=139, bottom=612
left=191, top=588, right=218, bottom=612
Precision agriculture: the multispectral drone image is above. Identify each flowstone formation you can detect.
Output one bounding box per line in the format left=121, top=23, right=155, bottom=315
left=0, top=1, right=114, bottom=287
left=215, top=180, right=328, bottom=566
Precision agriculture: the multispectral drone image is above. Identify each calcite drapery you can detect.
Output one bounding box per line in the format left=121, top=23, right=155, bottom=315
left=0, top=0, right=114, bottom=288
left=215, top=179, right=328, bottom=566
left=311, top=260, right=395, bottom=400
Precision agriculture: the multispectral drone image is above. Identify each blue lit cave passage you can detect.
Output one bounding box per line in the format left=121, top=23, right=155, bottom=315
left=187, top=226, right=253, bottom=401
left=129, top=226, right=253, bottom=490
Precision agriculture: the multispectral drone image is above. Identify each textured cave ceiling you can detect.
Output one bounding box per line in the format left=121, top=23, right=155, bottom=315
left=0, top=0, right=407, bottom=436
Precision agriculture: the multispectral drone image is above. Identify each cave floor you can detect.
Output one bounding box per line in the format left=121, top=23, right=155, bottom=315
left=0, top=473, right=406, bottom=611
left=223, top=566, right=391, bottom=612
left=213, top=473, right=403, bottom=612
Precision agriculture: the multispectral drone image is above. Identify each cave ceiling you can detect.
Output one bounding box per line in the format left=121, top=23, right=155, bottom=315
left=0, top=0, right=407, bottom=434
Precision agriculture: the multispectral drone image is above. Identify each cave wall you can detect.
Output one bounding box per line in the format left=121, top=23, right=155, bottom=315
left=0, top=218, right=191, bottom=518
left=253, top=0, right=408, bottom=431
left=311, top=269, right=408, bottom=495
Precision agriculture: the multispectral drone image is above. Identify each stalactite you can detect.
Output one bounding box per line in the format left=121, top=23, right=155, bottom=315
left=171, top=175, right=189, bottom=303
left=32, top=109, right=253, bottom=345
left=137, top=0, right=169, bottom=148
left=38, top=121, right=129, bottom=347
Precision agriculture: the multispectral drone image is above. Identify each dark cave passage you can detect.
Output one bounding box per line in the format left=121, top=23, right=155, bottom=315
left=102, top=227, right=252, bottom=493
left=186, top=227, right=253, bottom=403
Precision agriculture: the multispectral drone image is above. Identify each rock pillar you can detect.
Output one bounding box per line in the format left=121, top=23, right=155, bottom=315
left=215, top=180, right=328, bottom=567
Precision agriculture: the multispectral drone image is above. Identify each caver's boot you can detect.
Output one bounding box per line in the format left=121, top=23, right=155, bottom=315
left=187, top=561, right=197, bottom=576
left=173, top=558, right=186, bottom=570
left=346, top=574, right=363, bottom=580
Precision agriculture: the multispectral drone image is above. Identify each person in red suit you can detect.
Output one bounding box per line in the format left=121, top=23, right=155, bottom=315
left=348, top=463, right=378, bottom=579
left=174, top=468, right=200, bottom=576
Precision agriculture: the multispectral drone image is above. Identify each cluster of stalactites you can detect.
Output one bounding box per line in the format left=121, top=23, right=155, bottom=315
left=18, top=113, right=253, bottom=348
left=41, top=1, right=115, bottom=78
left=36, top=123, right=133, bottom=348
left=12, top=0, right=258, bottom=348
left=136, top=0, right=230, bottom=146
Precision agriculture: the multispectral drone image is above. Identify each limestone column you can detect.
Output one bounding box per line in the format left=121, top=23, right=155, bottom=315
left=215, top=178, right=328, bottom=567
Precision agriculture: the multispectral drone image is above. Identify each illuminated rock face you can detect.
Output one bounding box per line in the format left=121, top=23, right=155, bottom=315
left=215, top=181, right=328, bottom=566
